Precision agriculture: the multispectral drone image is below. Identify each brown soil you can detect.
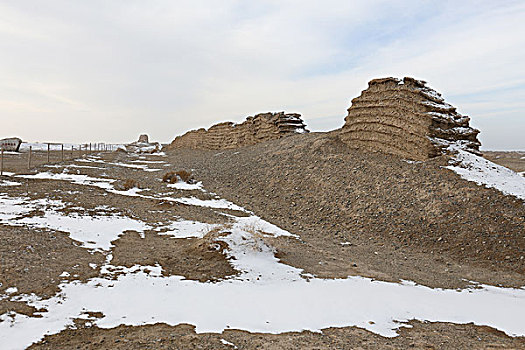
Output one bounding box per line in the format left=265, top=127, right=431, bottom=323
left=111, top=230, right=237, bottom=282
left=1, top=150, right=82, bottom=173
left=0, top=151, right=237, bottom=300
left=1, top=137, right=524, bottom=349
left=0, top=225, right=105, bottom=312
left=30, top=321, right=525, bottom=349
left=484, top=151, right=525, bottom=173
left=0, top=225, right=104, bottom=298
left=162, top=132, right=525, bottom=289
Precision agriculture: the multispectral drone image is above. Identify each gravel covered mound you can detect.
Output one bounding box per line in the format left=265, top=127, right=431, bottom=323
left=165, top=131, right=524, bottom=288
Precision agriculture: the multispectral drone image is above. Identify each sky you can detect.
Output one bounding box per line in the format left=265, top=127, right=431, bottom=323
left=0, top=0, right=524, bottom=150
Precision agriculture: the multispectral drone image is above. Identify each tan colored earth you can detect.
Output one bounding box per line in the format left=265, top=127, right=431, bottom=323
left=0, top=135, right=524, bottom=349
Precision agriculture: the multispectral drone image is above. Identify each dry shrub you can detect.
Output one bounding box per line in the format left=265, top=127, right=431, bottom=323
left=114, top=179, right=138, bottom=191
left=176, top=170, right=192, bottom=183
left=189, top=225, right=232, bottom=253
left=162, top=171, right=177, bottom=183
left=162, top=170, right=193, bottom=184
left=122, top=179, right=138, bottom=191
left=240, top=223, right=274, bottom=251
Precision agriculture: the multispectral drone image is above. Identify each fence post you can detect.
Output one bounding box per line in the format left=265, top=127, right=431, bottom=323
left=71, top=145, right=74, bottom=159
left=28, top=146, right=32, bottom=169
left=1, top=147, right=3, bottom=176
left=47, top=143, right=50, bottom=163
left=61, top=144, right=64, bottom=161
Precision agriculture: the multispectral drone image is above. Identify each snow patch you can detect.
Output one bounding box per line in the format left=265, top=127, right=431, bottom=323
left=17, top=172, right=115, bottom=191
left=446, top=147, right=525, bottom=201
left=15, top=213, right=151, bottom=251
left=220, top=339, right=237, bottom=348
left=1, top=267, right=524, bottom=350
left=107, top=162, right=161, bottom=172
left=156, top=220, right=217, bottom=239
left=5, top=287, right=18, bottom=294
left=167, top=181, right=203, bottom=191
left=0, top=195, right=150, bottom=251
left=0, top=180, right=21, bottom=186
left=170, top=197, right=247, bottom=211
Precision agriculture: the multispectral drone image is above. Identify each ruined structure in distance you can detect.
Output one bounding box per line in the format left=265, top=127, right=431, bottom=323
left=167, top=77, right=481, bottom=161
left=166, top=112, right=308, bottom=150
left=340, top=77, right=481, bottom=161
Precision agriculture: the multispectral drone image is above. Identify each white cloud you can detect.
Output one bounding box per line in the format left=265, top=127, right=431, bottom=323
left=0, top=1, right=523, bottom=149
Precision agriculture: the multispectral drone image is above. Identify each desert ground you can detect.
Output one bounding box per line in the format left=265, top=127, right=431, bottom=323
left=0, top=133, right=524, bottom=349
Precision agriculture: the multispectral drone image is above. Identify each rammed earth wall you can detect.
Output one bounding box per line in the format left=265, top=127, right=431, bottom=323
left=340, top=77, right=481, bottom=161
left=166, top=112, right=308, bottom=150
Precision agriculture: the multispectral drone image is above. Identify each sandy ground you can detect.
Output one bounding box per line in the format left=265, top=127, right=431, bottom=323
left=484, top=151, right=525, bottom=173
left=1, top=139, right=524, bottom=349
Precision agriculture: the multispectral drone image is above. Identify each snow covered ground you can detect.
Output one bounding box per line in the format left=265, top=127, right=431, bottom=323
left=1, top=154, right=524, bottom=350
left=167, top=181, right=203, bottom=191
left=0, top=180, right=21, bottom=187
left=446, top=147, right=525, bottom=201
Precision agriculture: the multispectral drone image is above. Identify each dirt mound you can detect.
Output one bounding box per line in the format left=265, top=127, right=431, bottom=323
left=166, top=112, right=308, bottom=150
left=164, top=132, right=525, bottom=288
left=341, top=77, right=481, bottom=160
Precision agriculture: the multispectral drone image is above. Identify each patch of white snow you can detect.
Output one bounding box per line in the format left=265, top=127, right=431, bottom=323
left=446, top=148, right=525, bottom=201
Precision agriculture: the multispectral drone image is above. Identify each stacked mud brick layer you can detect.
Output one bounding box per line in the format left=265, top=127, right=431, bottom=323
left=166, top=112, right=308, bottom=150
left=340, top=77, right=481, bottom=161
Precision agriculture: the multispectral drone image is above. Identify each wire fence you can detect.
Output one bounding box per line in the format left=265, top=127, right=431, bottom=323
left=1, top=142, right=120, bottom=176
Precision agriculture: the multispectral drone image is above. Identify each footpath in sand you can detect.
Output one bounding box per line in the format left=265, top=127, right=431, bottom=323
left=0, top=136, right=524, bottom=349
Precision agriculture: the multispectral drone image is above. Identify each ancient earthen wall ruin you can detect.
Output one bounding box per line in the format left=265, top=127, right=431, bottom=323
left=166, top=112, right=308, bottom=150
left=340, top=77, right=481, bottom=161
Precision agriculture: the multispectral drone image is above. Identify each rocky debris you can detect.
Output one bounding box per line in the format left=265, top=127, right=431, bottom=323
left=340, top=77, right=481, bottom=161
left=118, top=134, right=161, bottom=154
left=166, top=112, right=308, bottom=150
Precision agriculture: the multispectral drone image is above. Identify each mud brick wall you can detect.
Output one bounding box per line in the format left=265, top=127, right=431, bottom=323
left=167, top=112, right=308, bottom=150
left=340, top=77, right=481, bottom=161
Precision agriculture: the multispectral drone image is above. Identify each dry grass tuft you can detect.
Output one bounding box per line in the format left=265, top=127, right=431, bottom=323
left=162, top=172, right=177, bottom=183
left=162, top=170, right=193, bottom=184
left=121, top=179, right=138, bottom=191
left=114, top=179, right=138, bottom=191
left=189, top=225, right=232, bottom=253
left=176, top=170, right=193, bottom=183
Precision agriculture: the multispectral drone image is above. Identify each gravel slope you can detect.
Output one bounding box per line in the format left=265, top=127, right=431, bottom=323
left=164, top=131, right=525, bottom=289
left=2, top=136, right=524, bottom=349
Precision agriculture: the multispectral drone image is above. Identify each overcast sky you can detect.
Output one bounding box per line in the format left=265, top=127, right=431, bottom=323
left=1, top=0, right=524, bottom=149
